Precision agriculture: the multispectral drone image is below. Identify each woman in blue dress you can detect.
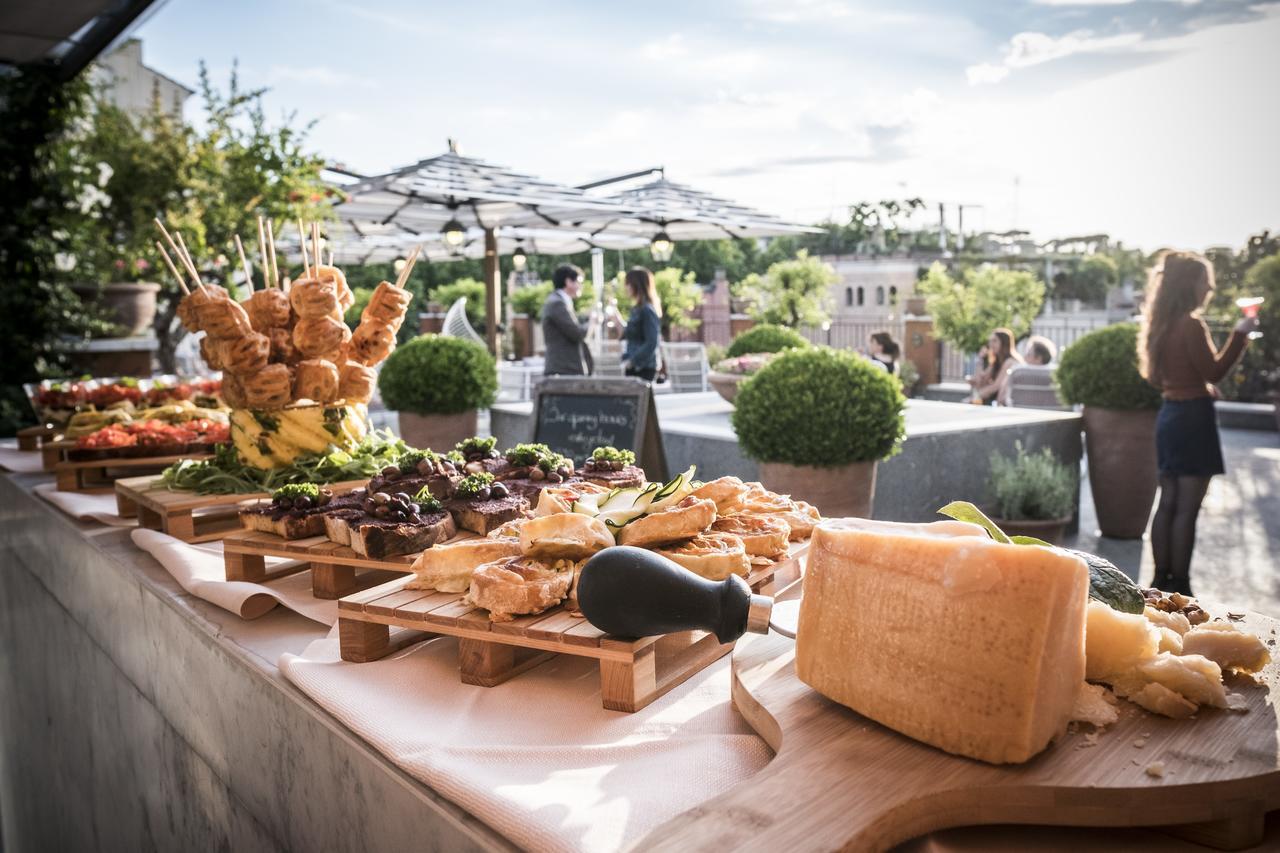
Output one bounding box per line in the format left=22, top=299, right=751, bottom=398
left=620, top=267, right=663, bottom=382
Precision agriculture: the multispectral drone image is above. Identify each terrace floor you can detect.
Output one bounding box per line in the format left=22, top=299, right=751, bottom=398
left=1069, top=426, right=1280, bottom=614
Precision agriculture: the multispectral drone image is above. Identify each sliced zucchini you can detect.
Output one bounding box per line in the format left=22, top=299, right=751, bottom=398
left=600, top=486, right=645, bottom=513
left=630, top=482, right=661, bottom=513
left=648, top=466, right=696, bottom=512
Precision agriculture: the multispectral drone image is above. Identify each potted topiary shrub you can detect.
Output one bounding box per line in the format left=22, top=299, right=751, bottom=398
left=725, top=323, right=810, bottom=359
left=378, top=335, right=498, bottom=450
left=986, top=443, right=1076, bottom=545
left=1055, top=323, right=1163, bottom=538
left=732, top=347, right=905, bottom=517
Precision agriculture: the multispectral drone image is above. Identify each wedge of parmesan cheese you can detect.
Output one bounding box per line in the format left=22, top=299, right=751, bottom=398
left=795, top=517, right=1089, bottom=765
left=1086, top=601, right=1160, bottom=681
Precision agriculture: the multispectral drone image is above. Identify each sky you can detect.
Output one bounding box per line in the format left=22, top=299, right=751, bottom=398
left=128, top=0, right=1280, bottom=252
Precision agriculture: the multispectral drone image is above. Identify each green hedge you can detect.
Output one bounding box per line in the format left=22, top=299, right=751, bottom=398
left=378, top=335, right=497, bottom=415
left=1055, top=323, right=1161, bottom=410
left=725, top=323, right=810, bottom=358
left=732, top=347, right=905, bottom=466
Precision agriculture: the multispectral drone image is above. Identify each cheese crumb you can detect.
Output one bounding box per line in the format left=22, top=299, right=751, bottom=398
left=1145, top=761, right=1166, bottom=778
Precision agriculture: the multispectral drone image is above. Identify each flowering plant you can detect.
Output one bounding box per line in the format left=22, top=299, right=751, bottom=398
left=713, top=353, right=775, bottom=376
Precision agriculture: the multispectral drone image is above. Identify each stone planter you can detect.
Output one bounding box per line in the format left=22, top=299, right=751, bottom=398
left=397, top=409, right=478, bottom=451
left=1082, top=406, right=1159, bottom=539
left=989, top=516, right=1070, bottom=546
left=707, top=372, right=747, bottom=405
left=72, top=282, right=160, bottom=337
left=758, top=460, right=877, bottom=519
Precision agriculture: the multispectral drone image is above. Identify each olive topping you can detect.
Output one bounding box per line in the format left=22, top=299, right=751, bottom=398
left=381, top=465, right=400, bottom=478
left=416, top=459, right=436, bottom=475
left=372, top=491, right=391, bottom=505
left=475, top=485, right=492, bottom=500
left=440, top=461, right=457, bottom=475
left=558, top=465, right=571, bottom=478
left=529, top=467, right=545, bottom=481
left=408, top=503, right=420, bottom=515
left=351, top=488, right=366, bottom=498
left=293, top=495, right=313, bottom=509
left=373, top=505, right=389, bottom=518
left=611, top=460, right=624, bottom=471
left=394, top=492, right=411, bottom=504
left=547, top=472, right=563, bottom=483
left=490, top=482, right=509, bottom=499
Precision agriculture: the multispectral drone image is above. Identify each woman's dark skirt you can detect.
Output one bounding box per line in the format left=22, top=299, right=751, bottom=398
left=1156, top=396, right=1225, bottom=477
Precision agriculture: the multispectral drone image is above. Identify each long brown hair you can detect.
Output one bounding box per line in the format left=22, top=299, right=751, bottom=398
left=987, top=327, right=1021, bottom=373
left=1137, top=250, right=1213, bottom=383
left=625, top=267, right=663, bottom=317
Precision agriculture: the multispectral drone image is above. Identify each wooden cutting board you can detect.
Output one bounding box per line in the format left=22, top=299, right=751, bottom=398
left=641, top=601, right=1280, bottom=852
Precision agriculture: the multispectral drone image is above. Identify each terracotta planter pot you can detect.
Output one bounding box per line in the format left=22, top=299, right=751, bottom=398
left=397, top=409, right=478, bottom=451
left=1082, top=406, right=1159, bottom=539
left=707, top=372, right=746, bottom=404
left=758, top=460, right=876, bottom=519
left=72, top=281, right=160, bottom=337
left=989, top=516, right=1070, bottom=546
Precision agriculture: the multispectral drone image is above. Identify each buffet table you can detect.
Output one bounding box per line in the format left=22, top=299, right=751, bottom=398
left=3, top=468, right=1278, bottom=852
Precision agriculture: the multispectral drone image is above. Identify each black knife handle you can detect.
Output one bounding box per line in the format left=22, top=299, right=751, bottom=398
left=577, top=546, right=755, bottom=644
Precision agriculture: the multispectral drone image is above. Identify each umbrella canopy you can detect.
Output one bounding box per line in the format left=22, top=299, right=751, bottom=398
left=576, top=172, right=822, bottom=246
left=335, top=147, right=634, bottom=236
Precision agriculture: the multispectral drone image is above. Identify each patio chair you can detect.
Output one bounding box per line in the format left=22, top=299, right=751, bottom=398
left=1002, top=364, right=1066, bottom=409
left=659, top=342, right=709, bottom=394
left=442, top=297, right=486, bottom=347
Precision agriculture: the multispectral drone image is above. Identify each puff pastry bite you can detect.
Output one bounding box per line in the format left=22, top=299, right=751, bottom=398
left=655, top=532, right=750, bottom=580
left=763, top=500, right=822, bottom=540
left=617, top=496, right=716, bottom=548
left=465, top=556, right=574, bottom=622
left=406, top=538, right=522, bottom=593
left=711, top=513, right=790, bottom=558
left=691, top=476, right=752, bottom=514
left=723, top=483, right=794, bottom=515
left=519, top=513, right=613, bottom=561
left=533, top=482, right=608, bottom=516
left=292, top=358, right=340, bottom=404
left=487, top=516, right=531, bottom=541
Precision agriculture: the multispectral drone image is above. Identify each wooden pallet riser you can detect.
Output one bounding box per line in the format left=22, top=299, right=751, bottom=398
left=333, top=541, right=806, bottom=712
left=222, top=528, right=418, bottom=600
left=115, top=476, right=365, bottom=544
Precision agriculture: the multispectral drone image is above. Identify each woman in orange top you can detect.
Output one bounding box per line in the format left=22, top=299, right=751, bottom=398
left=1138, top=251, right=1257, bottom=595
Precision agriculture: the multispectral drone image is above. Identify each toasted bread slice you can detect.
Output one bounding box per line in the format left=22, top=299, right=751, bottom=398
left=239, top=504, right=328, bottom=539
left=447, top=495, right=529, bottom=536
left=347, top=511, right=457, bottom=558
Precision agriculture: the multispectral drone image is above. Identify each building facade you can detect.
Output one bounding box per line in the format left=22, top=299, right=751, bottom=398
left=92, top=39, right=192, bottom=122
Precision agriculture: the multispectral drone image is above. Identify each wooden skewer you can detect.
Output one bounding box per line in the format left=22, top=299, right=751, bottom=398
left=173, top=231, right=208, bottom=293
left=394, top=244, right=422, bottom=289
left=297, top=219, right=311, bottom=279
left=256, top=216, right=270, bottom=290
left=153, top=218, right=201, bottom=292
left=266, top=218, right=280, bottom=289
left=155, top=241, right=189, bottom=295
left=311, top=222, right=321, bottom=271
left=233, top=234, right=254, bottom=298
left=327, top=248, right=334, bottom=268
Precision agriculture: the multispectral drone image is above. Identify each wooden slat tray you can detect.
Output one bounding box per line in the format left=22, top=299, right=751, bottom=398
left=115, top=476, right=365, bottom=543
left=17, top=423, right=63, bottom=453
left=335, top=540, right=809, bottom=712
left=222, top=526, right=449, bottom=600
left=48, top=439, right=214, bottom=492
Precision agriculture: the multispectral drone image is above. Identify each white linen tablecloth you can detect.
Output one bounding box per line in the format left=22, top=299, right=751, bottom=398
left=35, top=482, right=136, bottom=526
left=280, top=633, right=771, bottom=853
left=131, top=528, right=337, bottom=624
left=0, top=441, right=48, bottom=474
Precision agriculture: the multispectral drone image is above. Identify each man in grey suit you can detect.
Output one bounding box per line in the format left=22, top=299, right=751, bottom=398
left=541, top=264, right=598, bottom=376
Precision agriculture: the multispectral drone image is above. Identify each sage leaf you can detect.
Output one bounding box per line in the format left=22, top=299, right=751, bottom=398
left=936, top=501, right=1011, bottom=543
left=1067, top=549, right=1145, bottom=615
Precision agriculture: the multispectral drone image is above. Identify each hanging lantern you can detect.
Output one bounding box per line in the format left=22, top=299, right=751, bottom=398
left=512, top=245, right=528, bottom=270
left=441, top=218, right=465, bottom=247
left=649, top=230, right=674, bottom=262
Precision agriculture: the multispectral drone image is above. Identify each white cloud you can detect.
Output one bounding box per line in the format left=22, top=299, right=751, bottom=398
left=640, top=33, right=688, bottom=62
left=266, top=65, right=373, bottom=87
left=966, top=29, right=1144, bottom=85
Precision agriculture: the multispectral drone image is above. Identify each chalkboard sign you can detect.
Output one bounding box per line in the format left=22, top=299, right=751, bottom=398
left=532, top=377, right=669, bottom=481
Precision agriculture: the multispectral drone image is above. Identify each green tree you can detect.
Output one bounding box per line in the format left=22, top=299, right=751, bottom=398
left=612, top=268, right=703, bottom=335
left=1056, top=254, right=1118, bottom=304
left=428, top=278, right=487, bottom=329
left=740, top=251, right=834, bottom=328
left=918, top=262, right=1045, bottom=353
left=62, top=63, right=335, bottom=370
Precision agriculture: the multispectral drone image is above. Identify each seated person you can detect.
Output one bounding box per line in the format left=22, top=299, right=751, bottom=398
left=968, top=328, right=1022, bottom=404
left=996, top=335, right=1059, bottom=406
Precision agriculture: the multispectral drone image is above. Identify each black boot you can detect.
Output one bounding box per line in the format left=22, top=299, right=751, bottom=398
left=1166, top=574, right=1194, bottom=597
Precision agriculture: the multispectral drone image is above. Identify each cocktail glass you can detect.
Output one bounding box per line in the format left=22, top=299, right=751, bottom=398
left=1236, top=296, right=1264, bottom=340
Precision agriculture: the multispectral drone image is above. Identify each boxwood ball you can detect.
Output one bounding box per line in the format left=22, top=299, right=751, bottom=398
left=1054, top=323, right=1162, bottom=411
left=731, top=346, right=906, bottom=467
left=377, top=334, right=498, bottom=415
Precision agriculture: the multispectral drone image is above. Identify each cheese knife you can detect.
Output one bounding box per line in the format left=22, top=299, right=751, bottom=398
left=576, top=546, right=800, bottom=642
